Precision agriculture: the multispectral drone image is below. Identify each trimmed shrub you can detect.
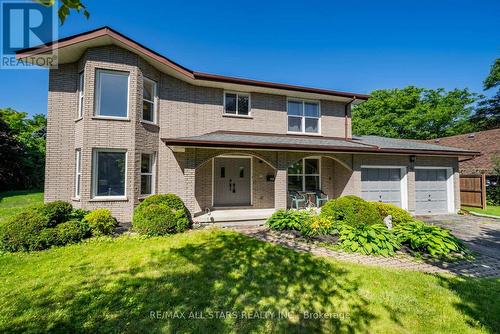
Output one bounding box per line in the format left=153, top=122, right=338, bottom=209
left=53, top=220, right=91, bottom=245
left=38, top=201, right=73, bottom=227
left=132, top=194, right=191, bottom=236
left=394, top=221, right=468, bottom=258
left=300, top=215, right=337, bottom=237
left=83, top=209, right=117, bottom=236
left=68, top=208, right=91, bottom=221
left=370, top=202, right=413, bottom=225
left=320, top=196, right=382, bottom=227
left=0, top=209, right=50, bottom=252
left=266, top=209, right=310, bottom=231
left=338, top=223, right=400, bottom=256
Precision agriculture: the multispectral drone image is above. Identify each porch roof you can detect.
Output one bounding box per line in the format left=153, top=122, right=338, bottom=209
left=162, top=131, right=480, bottom=156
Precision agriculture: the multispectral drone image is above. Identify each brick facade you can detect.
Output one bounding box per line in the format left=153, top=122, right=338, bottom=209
left=45, top=45, right=461, bottom=221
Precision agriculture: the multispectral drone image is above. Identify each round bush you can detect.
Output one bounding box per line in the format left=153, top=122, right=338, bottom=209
left=53, top=220, right=91, bottom=245
left=133, top=194, right=191, bottom=236
left=320, top=196, right=382, bottom=227
left=370, top=202, right=413, bottom=225
left=0, top=209, right=50, bottom=252
left=83, top=209, right=117, bottom=236
left=38, top=201, right=73, bottom=227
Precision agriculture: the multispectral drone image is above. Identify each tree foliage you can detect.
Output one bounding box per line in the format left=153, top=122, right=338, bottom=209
left=352, top=86, right=479, bottom=139
left=0, top=108, right=46, bottom=191
left=470, top=58, right=500, bottom=130
left=34, top=0, right=89, bottom=24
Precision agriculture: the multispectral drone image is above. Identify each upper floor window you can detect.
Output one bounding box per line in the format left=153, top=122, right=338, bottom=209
left=224, top=92, right=250, bottom=116
left=95, top=69, right=129, bottom=118
left=287, top=100, right=320, bottom=134
left=77, top=72, right=84, bottom=118
left=142, top=77, right=157, bottom=123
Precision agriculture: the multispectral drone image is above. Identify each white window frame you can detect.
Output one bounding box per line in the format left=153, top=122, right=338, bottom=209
left=92, top=148, right=128, bottom=199
left=287, top=157, right=321, bottom=192
left=287, top=98, right=321, bottom=135
left=223, top=91, right=251, bottom=117
left=74, top=148, right=82, bottom=198
left=140, top=152, right=156, bottom=196
left=142, top=77, right=158, bottom=124
left=94, top=69, right=130, bottom=119
left=77, top=71, right=84, bottom=119
left=414, top=166, right=455, bottom=213
left=360, top=165, right=409, bottom=211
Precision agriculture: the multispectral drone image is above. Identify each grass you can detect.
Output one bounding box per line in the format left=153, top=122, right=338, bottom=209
left=0, top=229, right=498, bottom=333
left=0, top=190, right=43, bottom=223
left=463, top=206, right=500, bottom=217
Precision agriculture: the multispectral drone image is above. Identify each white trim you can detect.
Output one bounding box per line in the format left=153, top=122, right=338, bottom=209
left=74, top=148, right=82, bottom=198
left=142, top=77, right=158, bottom=124
left=77, top=71, right=84, bottom=118
left=92, top=148, right=128, bottom=199
left=360, top=165, right=409, bottom=210
left=94, top=69, right=130, bottom=119
left=140, top=152, right=156, bottom=196
left=223, top=91, right=251, bottom=116
left=212, top=156, right=253, bottom=207
left=414, top=166, right=455, bottom=213
left=286, top=98, right=321, bottom=135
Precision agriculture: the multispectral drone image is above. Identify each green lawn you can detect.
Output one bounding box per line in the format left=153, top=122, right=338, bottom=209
left=463, top=206, right=500, bottom=217
left=0, top=230, right=498, bottom=333
left=0, top=190, right=43, bottom=223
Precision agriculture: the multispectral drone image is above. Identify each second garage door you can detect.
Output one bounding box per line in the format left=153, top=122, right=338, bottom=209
left=361, top=168, right=403, bottom=207
left=415, top=169, right=449, bottom=214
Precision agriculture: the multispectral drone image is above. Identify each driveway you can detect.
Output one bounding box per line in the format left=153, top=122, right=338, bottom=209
left=419, top=214, right=500, bottom=260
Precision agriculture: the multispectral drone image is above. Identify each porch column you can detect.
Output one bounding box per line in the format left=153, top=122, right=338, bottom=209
left=184, top=150, right=197, bottom=214
left=274, top=152, right=287, bottom=209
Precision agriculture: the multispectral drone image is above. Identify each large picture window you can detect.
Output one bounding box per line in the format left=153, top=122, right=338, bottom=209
left=287, top=100, right=320, bottom=134
left=224, top=92, right=250, bottom=116
left=140, top=153, right=155, bottom=195
left=93, top=149, right=127, bottom=198
left=287, top=158, right=320, bottom=192
left=95, top=69, right=129, bottom=118
left=142, top=78, right=157, bottom=123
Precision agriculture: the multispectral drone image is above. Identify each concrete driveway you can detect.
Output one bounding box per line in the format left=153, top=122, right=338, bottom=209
left=419, top=214, right=500, bottom=260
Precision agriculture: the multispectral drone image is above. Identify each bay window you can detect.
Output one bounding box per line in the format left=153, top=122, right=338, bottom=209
left=74, top=149, right=82, bottom=198
left=287, top=100, right=320, bottom=134
left=95, top=69, right=129, bottom=118
left=287, top=158, right=320, bottom=192
left=92, top=149, right=127, bottom=198
left=142, top=77, right=157, bottom=123
left=140, top=153, right=155, bottom=195
left=77, top=72, right=84, bottom=118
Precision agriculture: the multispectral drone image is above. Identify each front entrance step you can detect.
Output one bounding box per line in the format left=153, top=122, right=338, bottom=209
left=197, top=220, right=267, bottom=229
left=194, top=208, right=276, bottom=224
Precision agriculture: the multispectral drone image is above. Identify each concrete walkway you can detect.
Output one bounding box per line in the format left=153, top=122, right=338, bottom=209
left=230, top=214, right=500, bottom=278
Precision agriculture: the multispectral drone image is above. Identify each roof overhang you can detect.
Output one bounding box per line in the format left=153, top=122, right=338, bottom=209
left=16, top=26, right=369, bottom=103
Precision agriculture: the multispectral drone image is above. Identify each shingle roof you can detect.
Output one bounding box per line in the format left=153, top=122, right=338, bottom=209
left=162, top=131, right=480, bottom=156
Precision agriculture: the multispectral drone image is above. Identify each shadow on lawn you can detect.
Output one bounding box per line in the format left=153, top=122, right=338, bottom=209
left=7, top=233, right=379, bottom=333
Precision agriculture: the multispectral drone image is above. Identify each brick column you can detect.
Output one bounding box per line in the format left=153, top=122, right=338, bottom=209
left=274, top=152, right=288, bottom=209
left=183, top=150, right=197, bottom=215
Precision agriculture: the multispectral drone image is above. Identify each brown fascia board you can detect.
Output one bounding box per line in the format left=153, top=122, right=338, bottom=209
left=16, top=26, right=369, bottom=100
left=161, top=137, right=481, bottom=156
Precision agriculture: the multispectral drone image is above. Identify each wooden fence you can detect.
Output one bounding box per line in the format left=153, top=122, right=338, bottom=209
left=460, top=174, right=486, bottom=209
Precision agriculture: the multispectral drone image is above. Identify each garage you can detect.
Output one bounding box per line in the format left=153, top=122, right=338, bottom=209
left=361, top=167, right=406, bottom=208
left=415, top=168, right=451, bottom=214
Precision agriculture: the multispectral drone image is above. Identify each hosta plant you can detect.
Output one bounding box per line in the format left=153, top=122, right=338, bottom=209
left=394, top=221, right=469, bottom=258
left=266, top=209, right=311, bottom=231
left=338, top=223, right=400, bottom=256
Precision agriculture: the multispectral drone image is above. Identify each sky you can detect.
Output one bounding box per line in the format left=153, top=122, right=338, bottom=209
left=0, top=0, right=499, bottom=117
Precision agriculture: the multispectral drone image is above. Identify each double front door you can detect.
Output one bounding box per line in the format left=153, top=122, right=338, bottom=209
left=213, top=157, right=251, bottom=207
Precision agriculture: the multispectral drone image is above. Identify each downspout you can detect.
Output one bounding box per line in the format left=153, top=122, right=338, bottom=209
left=345, top=97, right=356, bottom=140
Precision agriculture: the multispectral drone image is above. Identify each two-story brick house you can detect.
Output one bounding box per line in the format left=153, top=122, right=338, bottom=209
left=17, top=27, right=479, bottom=222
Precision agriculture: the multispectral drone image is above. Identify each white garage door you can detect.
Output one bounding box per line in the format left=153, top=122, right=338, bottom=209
left=415, top=169, right=449, bottom=214
left=361, top=168, right=402, bottom=207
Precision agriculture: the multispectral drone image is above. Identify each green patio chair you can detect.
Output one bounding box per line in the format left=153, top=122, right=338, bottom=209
left=315, top=190, right=329, bottom=207
left=289, top=191, right=306, bottom=209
